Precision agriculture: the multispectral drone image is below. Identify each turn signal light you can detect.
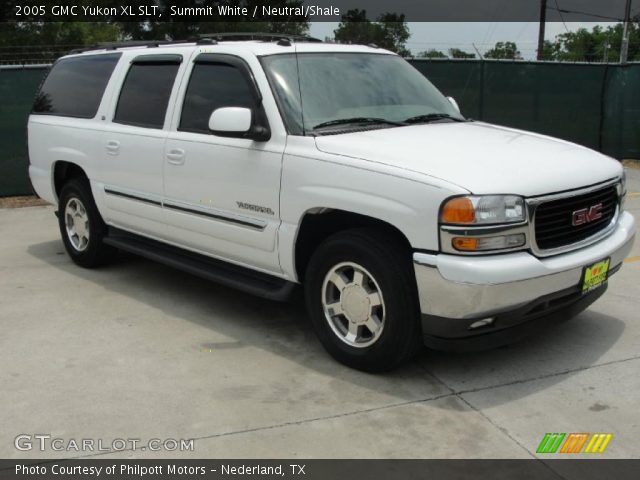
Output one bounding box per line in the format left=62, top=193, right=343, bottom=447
left=452, top=233, right=526, bottom=252
left=452, top=237, right=478, bottom=250
left=441, top=195, right=525, bottom=225
left=441, top=197, right=475, bottom=223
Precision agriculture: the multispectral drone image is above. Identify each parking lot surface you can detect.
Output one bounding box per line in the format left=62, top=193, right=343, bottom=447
left=1, top=168, right=639, bottom=460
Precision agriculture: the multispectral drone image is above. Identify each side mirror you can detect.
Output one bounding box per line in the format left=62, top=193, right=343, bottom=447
left=447, top=96, right=460, bottom=113
left=208, top=107, right=252, bottom=134
left=208, top=107, right=270, bottom=142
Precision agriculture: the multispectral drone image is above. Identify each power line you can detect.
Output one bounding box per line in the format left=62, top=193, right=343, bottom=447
left=546, top=5, right=624, bottom=22
left=553, top=0, right=570, bottom=33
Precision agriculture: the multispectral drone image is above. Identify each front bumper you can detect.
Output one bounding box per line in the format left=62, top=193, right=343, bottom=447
left=413, top=211, right=636, bottom=348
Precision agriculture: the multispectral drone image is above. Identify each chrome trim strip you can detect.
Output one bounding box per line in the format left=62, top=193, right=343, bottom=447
left=526, top=177, right=619, bottom=204
left=104, top=186, right=266, bottom=231
left=527, top=178, right=622, bottom=257
left=163, top=201, right=266, bottom=231
left=440, top=222, right=530, bottom=255
left=104, top=187, right=162, bottom=206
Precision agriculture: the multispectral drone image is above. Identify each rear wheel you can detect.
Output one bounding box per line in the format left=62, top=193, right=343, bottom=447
left=305, top=228, right=422, bottom=372
left=58, top=178, right=116, bottom=268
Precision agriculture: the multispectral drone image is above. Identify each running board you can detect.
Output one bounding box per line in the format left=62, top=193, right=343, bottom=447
left=104, top=228, right=296, bottom=302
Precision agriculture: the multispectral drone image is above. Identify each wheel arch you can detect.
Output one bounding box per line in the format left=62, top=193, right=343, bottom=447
left=53, top=161, right=88, bottom=201
left=293, top=208, right=413, bottom=282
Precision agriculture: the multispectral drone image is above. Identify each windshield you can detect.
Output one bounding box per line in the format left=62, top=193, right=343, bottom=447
left=261, top=52, right=464, bottom=135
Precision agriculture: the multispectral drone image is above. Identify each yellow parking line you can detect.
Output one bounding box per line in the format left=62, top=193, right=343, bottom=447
left=628, top=192, right=640, bottom=197
left=624, top=256, right=640, bottom=264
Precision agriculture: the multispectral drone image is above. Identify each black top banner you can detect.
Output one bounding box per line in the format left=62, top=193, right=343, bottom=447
left=1, top=0, right=637, bottom=22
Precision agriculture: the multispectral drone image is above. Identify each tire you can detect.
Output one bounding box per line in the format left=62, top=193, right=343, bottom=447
left=58, top=178, right=117, bottom=268
left=304, top=228, right=422, bottom=372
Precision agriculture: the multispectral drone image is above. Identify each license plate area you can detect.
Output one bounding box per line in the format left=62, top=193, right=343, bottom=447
left=581, top=257, right=610, bottom=294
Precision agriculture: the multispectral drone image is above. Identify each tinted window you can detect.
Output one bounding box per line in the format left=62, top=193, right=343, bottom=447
left=114, top=62, right=180, bottom=129
left=179, top=63, right=255, bottom=133
left=33, top=53, right=121, bottom=118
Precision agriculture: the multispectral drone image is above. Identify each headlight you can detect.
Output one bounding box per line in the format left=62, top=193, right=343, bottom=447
left=440, top=195, right=526, bottom=225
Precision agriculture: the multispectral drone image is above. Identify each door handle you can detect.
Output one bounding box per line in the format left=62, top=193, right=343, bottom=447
left=106, top=140, right=120, bottom=155
left=166, top=148, right=186, bottom=165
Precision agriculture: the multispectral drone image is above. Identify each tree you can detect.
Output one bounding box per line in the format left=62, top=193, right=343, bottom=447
left=0, top=0, right=310, bottom=63
left=118, top=1, right=309, bottom=41
left=541, top=23, right=640, bottom=62
left=0, top=21, right=122, bottom=63
left=484, top=41, right=522, bottom=60
left=333, top=9, right=410, bottom=56
left=448, top=48, right=475, bottom=59
left=541, top=39, right=561, bottom=61
left=417, top=49, right=447, bottom=59
left=0, top=1, right=310, bottom=44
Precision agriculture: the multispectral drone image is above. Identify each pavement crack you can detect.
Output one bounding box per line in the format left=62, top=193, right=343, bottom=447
left=451, top=354, right=640, bottom=397
left=419, top=363, right=540, bottom=459
left=48, top=356, right=640, bottom=460
left=69, top=391, right=457, bottom=459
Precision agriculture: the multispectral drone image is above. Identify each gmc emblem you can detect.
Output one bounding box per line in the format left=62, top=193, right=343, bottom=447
left=572, top=203, right=603, bottom=226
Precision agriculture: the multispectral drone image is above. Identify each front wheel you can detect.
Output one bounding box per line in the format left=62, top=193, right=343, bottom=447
left=305, top=228, right=422, bottom=372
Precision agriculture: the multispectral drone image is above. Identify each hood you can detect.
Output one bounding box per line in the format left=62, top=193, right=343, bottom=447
left=314, top=122, right=622, bottom=197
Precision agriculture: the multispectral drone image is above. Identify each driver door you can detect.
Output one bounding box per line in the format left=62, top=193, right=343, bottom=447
left=162, top=54, right=284, bottom=274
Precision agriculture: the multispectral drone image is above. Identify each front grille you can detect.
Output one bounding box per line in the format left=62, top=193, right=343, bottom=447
left=534, top=185, right=618, bottom=250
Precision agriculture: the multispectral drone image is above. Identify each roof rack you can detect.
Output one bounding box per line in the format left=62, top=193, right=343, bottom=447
left=198, top=32, right=323, bottom=46
left=68, top=39, right=190, bottom=54
left=67, top=32, right=323, bottom=55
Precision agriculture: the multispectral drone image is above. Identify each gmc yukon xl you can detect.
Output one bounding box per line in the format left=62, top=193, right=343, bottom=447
left=28, top=35, right=636, bottom=371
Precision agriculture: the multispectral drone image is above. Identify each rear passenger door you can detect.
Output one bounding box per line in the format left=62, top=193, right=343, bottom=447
left=98, top=54, right=182, bottom=238
left=163, top=54, right=285, bottom=274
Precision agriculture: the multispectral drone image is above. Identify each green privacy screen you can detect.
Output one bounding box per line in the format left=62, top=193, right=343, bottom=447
left=601, top=65, right=640, bottom=160
left=410, top=60, right=640, bottom=160
left=0, top=66, right=47, bottom=196
left=0, top=61, right=639, bottom=196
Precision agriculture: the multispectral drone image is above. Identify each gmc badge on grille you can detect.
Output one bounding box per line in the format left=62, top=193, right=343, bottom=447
left=572, top=203, right=603, bottom=226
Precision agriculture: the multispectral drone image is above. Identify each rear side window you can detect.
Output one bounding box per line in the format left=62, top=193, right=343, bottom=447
left=33, top=53, right=121, bottom=118
left=114, top=58, right=181, bottom=129
left=179, top=63, right=256, bottom=134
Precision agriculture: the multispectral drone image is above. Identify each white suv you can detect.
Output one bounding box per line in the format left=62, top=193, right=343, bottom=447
left=28, top=35, right=636, bottom=371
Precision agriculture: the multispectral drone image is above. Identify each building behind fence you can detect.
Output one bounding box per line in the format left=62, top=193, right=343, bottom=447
left=1, top=59, right=639, bottom=196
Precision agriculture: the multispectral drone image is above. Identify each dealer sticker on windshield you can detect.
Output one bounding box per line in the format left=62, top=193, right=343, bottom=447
left=582, top=258, right=610, bottom=293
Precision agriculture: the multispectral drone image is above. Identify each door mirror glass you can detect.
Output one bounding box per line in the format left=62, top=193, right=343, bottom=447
left=208, top=107, right=252, bottom=134
left=447, top=96, right=460, bottom=113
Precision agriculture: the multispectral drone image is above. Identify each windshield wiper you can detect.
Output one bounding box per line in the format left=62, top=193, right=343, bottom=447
left=403, top=113, right=466, bottom=124
left=312, top=117, right=406, bottom=130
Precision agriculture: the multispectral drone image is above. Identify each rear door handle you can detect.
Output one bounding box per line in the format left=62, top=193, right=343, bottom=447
left=166, top=148, right=186, bottom=165
left=106, top=140, right=120, bottom=155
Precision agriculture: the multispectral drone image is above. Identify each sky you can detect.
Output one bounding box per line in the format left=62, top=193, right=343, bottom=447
left=309, top=22, right=616, bottom=59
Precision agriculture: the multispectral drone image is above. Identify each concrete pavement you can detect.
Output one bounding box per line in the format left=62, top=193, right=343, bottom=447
left=0, top=168, right=638, bottom=460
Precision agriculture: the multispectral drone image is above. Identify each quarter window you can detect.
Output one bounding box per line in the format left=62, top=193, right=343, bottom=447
left=33, top=53, right=121, bottom=118
left=179, top=63, right=256, bottom=134
left=114, top=60, right=180, bottom=129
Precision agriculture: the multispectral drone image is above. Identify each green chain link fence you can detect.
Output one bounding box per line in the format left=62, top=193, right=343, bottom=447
left=0, top=65, right=48, bottom=196
left=1, top=60, right=639, bottom=196
left=409, top=59, right=640, bottom=160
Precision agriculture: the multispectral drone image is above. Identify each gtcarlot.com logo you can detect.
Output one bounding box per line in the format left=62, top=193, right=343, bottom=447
left=14, top=434, right=194, bottom=452
left=536, top=432, right=613, bottom=454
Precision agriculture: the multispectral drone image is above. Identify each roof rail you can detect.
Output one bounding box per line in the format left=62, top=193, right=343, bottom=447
left=198, top=32, right=323, bottom=46
left=68, top=39, right=190, bottom=55
left=67, top=32, right=323, bottom=55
